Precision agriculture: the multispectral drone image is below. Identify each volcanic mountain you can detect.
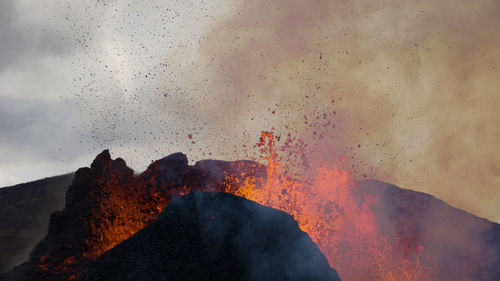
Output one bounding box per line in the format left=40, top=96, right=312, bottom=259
left=1, top=150, right=499, bottom=280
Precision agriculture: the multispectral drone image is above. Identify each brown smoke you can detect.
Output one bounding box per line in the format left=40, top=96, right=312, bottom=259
left=171, top=0, right=500, bottom=222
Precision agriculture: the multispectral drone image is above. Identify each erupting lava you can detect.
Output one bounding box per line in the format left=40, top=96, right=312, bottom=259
left=223, top=132, right=429, bottom=281
left=7, top=132, right=499, bottom=281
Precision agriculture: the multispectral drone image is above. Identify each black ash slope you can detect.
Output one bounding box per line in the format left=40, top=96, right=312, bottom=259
left=77, top=192, right=342, bottom=281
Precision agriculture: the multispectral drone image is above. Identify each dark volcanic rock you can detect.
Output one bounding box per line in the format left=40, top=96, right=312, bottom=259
left=77, top=192, right=342, bottom=281
left=1, top=150, right=266, bottom=281
left=357, top=180, right=500, bottom=281
left=0, top=174, right=73, bottom=274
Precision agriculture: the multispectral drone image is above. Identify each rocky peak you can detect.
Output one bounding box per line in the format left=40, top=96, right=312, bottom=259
left=90, top=150, right=112, bottom=172
left=141, top=152, right=189, bottom=186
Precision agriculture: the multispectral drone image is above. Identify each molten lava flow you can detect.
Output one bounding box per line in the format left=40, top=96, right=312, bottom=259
left=223, top=131, right=430, bottom=281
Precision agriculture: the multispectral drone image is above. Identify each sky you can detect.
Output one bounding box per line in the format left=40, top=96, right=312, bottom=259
left=0, top=0, right=499, bottom=223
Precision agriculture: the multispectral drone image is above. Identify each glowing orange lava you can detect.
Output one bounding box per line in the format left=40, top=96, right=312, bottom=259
left=223, top=131, right=430, bottom=281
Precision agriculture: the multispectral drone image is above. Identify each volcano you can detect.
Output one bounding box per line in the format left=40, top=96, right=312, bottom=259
left=1, top=149, right=499, bottom=281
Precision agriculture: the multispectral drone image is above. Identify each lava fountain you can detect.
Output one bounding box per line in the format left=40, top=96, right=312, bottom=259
left=224, top=131, right=429, bottom=281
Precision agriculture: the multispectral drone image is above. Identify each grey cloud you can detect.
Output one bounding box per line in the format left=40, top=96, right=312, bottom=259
left=0, top=95, right=89, bottom=162
left=0, top=2, right=27, bottom=71
left=0, top=1, right=71, bottom=72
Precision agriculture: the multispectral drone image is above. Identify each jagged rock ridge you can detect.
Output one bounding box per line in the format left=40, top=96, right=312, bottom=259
left=1, top=150, right=265, bottom=281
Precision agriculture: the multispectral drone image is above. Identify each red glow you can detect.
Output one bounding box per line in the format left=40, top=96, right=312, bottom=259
left=223, top=131, right=430, bottom=281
